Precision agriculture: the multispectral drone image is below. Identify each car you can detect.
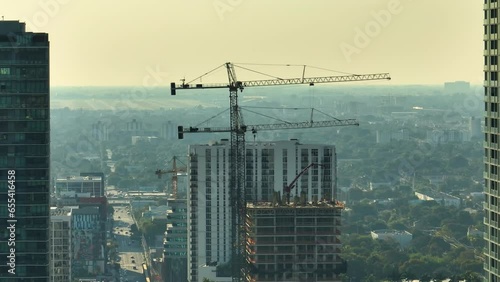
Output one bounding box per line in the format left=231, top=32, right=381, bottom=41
left=131, top=256, right=134, bottom=259
left=133, top=266, right=137, bottom=270
left=131, top=260, right=135, bottom=263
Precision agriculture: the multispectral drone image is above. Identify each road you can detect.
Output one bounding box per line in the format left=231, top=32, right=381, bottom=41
left=113, top=205, right=146, bottom=282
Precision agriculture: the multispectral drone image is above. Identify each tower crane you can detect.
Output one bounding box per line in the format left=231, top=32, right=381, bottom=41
left=170, top=62, right=390, bottom=281
left=154, top=156, right=187, bottom=199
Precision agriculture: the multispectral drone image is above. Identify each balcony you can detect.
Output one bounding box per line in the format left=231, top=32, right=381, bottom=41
left=485, top=17, right=499, bottom=25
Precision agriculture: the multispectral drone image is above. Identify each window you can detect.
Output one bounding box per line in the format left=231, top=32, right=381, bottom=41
left=0, top=67, right=9, bottom=75
left=492, top=180, right=498, bottom=191
left=492, top=118, right=499, bottom=128
left=493, top=56, right=498, bottom=65
left=492, top=9, right=498, bottom=18
left=492, top=25, right=498, bottom=34
left=492, top=134, right=498, bottom=143
left=492, top=103, right=498, bottom=112
left=492, top=149, right=499, bottom=159
left=492, top=40, right=498, bottom=50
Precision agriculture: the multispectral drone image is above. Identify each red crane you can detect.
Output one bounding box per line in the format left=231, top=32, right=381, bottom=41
left=154, top=156, right=187, bottom=199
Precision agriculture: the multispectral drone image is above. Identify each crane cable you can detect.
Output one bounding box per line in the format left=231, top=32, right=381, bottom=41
left=184, top=63, right=359, bottom=85
left=186, top=63, right=226, bottom=84
left=194, top=108, right=230, bottom=128
left=233, top=63, right=358, bottom=76
left=240, top=107, right=291, bottom=125
left=233, top=65, right=284, bottom=80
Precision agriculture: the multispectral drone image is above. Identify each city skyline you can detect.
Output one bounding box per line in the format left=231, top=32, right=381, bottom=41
left=0, top=0, right=483, bottom=86
left=0, top=2, right=489, bottom=281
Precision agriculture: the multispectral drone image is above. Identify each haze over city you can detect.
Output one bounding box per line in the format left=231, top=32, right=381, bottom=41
left=0, top=1, right=495, bottom=282
left=1, top=0, right=483, bottom=86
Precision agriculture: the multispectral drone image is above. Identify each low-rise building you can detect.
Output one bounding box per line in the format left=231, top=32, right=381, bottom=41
left=55, top=176, right=104, bottom=197
left=50, top=206, right=75, bottom=282
left=71, top=206, right=106, bottom=279
left=415, top=191, right=461, bottom=207
left=370, top=229, right=412, bottom=248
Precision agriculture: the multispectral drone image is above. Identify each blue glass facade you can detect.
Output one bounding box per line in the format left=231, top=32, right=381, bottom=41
left=0, top=21, right=50, bottom=281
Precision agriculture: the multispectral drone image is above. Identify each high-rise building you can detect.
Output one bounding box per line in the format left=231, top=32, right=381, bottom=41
left=0, top=21, right=50, bottom=280
left=161, top=121, right=177, bottom=140
left=50, top=207, right=74, bottom=282
left=163, top=198, right=188, bottom=282
left=485, top=2, right=500, bottom=281
left=245, top=199, right=345, bottom=282
left=187, top=139, right=336, bottom=282
left=470, top=116, right=482, bottom=139
left=127, top=118, right=143, bottom=131
left=91, top=121, right=109, bottom=141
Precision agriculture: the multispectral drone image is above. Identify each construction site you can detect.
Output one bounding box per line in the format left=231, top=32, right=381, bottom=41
left=171, top=62, right=390, bottom=282
left=245, top=192, right=345, bottom=282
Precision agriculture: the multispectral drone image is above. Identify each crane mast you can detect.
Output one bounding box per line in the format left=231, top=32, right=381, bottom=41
left=171, top=62, right=390, bottom=281
left=227, top=63, right=247, bottom=281
left=155, top=156, right=187, bottom=199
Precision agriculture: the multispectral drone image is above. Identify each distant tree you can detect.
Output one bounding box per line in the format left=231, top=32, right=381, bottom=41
left=130, top=223, right=139, bottom=234
left=364, top=274, right=377, bottom=282
left=107, top=174, right=121, bottom=186
left=462, top=271, right=481, bottom=282
left=350, top=202, right=377, bottom=221
left=108, top=205, right=114, bottom=215
left=388, top=220, right=407, bottom=231
left=338, top=273, right=350, bottom=282
left=348, top=187, right=364, bottom=202
left=431, top=269, right=448, bottom=281
left=368, top=220, right=388, bottom=231
left=420, top=273, right=431, bottom=282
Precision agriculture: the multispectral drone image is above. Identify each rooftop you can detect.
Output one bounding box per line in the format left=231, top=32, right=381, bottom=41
left=0, top=21, right=25, bottom=34
left=247, top=200, right=344, bottom=209
left=56, top=176, right=102, bottom=182
left=50, top=206, right=77, bottom=217
left=371, top=229, right=412, bottom=236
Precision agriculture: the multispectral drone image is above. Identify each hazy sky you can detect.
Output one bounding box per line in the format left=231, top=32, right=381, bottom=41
left=2, top=0, right=483, bottom=86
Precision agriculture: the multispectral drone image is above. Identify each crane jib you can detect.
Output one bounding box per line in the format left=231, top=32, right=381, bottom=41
left=170, top=73, right=390, bottom=95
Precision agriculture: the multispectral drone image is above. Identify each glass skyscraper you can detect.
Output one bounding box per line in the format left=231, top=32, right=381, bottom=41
left=0, top=21, right=50, bottom=280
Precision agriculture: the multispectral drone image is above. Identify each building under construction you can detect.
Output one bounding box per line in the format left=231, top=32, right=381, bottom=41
left=245, top=193, right=345, bottom=282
